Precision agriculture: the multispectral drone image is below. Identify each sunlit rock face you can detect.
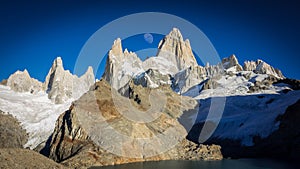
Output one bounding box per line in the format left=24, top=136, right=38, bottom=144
left=44, top=57, right=95, bottom=104
left=45, top=80, right=222, bottom=168
left=102, top=28, right=200, bottom=92
left=156, top=28, right=198, bottom=71
left=102, top=38, right=144, bottom=91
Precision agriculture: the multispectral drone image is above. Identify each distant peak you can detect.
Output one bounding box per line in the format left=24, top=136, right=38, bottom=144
left=222, top=54, right=243, bottom=71
left=14, top=69, right=30, bottom=77
left=243, top=59, right=284, bottom=78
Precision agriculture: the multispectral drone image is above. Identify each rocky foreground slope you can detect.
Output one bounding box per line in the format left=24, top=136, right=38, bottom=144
left=0, top=110, right=65, bottom=169
left=42, top=80, right=222, bottom=168
left=0, top=110, right=28, bottom=148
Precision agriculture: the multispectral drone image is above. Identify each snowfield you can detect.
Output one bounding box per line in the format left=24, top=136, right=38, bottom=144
left=186, top=72, right=300, bottom=146
left=0, top=85, right=72, bottom=149
left=195, top=90, right=300, bottom=146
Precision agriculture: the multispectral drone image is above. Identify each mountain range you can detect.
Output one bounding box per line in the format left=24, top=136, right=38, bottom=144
left=0, top=28, right=299, bottom=168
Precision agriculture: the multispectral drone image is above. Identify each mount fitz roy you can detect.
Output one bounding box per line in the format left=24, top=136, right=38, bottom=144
left=0, top=28, right=299, bottom=168
left=103, top=28, right=284, bottom=95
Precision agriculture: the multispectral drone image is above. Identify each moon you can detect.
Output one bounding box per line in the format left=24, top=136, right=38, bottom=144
left=144, top=33, right=153, bottom=44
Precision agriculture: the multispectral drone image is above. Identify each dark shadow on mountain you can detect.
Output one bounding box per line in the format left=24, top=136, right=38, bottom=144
left=186, top=92, right=300, bottom=161
left=39, top=134, right=53, bottom=157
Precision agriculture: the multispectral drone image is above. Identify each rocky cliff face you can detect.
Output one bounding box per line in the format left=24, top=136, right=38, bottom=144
left=102, top=38, right=143, bottom=90
left=156, top=28, right=198, bottom=71
left=102, top=28, right=200, bottom=91
left=172, top=64, right=224, bottom=94
left=44, top=80, right=222, bottom=168
left=44, top=57, right=95, bottom=104
left=7, top=69, right=43, bottom=94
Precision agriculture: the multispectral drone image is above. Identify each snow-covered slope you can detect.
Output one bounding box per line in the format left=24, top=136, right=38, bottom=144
left=191, top=71, right=289, bottom=99
left=185, top=69, right=300, bottom=146
left=195, top=90, right=300, bottom=146
left=0, top=85, right=72, bottom=149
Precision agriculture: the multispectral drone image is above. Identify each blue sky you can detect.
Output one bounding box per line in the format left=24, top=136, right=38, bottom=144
left=0, top=0, right=300, bottom=81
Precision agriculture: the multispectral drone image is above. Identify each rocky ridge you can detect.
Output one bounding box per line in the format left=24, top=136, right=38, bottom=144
left=44, top=57, right=95, bottom=104
left=5, top=57, right=95, bottom=104
left=102, top=29, right=285, bottom=96
left=7, top=69, right=43, bottom=94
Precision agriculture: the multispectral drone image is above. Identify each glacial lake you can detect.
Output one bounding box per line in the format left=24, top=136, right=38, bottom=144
left=90, top=159, right=298, bottom=169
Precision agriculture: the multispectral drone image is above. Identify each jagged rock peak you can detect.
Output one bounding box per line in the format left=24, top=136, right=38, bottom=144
left=53, top=56, right=63, bottom=67
left=85, top=66, right=94, bottom=74
left=44, top=57, right=95, bottom=104
left=103, top=38, right=143, bottom=90
left=243, top=59, right=284, bottom=78
left=109, top=38, right=123, bottom=57
left=157, top=28, right=198, bottom=71
left=222, top=54, right=243, bottom=71
left=7, top=69, right=43, bottom=94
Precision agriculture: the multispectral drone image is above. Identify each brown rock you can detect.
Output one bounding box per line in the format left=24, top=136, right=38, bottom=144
left=0, top=79, right=7, bottom=85
left=44, top=80, right=222, bottom=168
left=0, top=110, right=28, bottom=148
left=0, top=148, right=66, bottom=169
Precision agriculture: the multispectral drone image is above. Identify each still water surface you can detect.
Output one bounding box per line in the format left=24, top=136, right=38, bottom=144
left=90, top=159, right=298, bottom=169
